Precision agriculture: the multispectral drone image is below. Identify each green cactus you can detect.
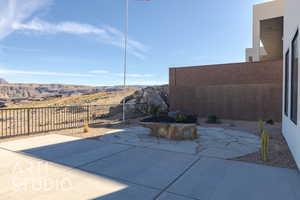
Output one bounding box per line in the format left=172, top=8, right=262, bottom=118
left=258, top=120, right=265, bottom=135
left=261, top=131, right=269, bottom=162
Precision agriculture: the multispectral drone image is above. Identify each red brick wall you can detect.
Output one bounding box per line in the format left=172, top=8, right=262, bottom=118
left=169, top=60, right=283, bottom=121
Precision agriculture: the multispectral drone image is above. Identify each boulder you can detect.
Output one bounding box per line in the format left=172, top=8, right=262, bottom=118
left=123, top=85, right=169, bottom=114
left=105, top=85, right=169, bottom=120
left=140, top=122, right=198, bottom=140
left=0, top=101, right=6, bottom=108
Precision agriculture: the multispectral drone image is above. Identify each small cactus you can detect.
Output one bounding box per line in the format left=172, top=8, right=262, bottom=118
left=261, top=131, right=269, bottom=162
left=258, top=120, right=265, bottom=134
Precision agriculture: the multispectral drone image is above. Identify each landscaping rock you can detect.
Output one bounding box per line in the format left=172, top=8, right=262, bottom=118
left=107, top=86, right=169, bottom=119
left=125, top=86, right=169, bottom=113
left=140, top=122, right=198, bottom=140
left=0, top=101, right=6, bottom=108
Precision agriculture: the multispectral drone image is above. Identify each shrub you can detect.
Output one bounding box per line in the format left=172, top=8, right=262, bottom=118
left=206, top=115, right=220, bottom=124
left=184, top=115, right=197, bottom=123
left=148, top=105, right=161, bottom=118
left=83, top=123, right=90, bottom=133
left=258, top=120, right=265, bottom=134
left=175, top=114, right=186, bottom=123
left=266, top=119, right=275, bottom=125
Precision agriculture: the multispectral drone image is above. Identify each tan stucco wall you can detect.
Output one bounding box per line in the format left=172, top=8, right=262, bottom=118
left=169, top=60, right=283, bottom=121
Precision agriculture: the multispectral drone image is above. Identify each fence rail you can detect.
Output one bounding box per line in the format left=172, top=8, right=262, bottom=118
left=0, top=104, right=128, bottom=139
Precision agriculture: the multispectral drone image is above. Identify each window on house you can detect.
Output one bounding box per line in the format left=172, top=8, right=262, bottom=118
left=285, top=50, right=290, bottom=116
left=291, top=31, right=299, bottom=124
left=249, top=56, right=253, bottom=62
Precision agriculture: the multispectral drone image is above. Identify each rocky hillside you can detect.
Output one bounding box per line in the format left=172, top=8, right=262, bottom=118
left=6, top=88, right=139, bottom=108
left=5, top=85, right=170, bottom=121
left=0, top=78, right=8, bottom=84
left=0, top=83, right=138, bottom=103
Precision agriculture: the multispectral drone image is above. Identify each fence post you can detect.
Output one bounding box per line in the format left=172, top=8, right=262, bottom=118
left=87, top=105, right=90, bottom=125
left=27, top=109, right=30, bottom=134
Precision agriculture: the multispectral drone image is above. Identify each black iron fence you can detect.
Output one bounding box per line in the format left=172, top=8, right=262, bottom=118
left=0, top=104, right=138, bottom=139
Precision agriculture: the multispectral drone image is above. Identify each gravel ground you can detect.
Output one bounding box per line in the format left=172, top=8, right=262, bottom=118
left=198, top=119, right=297, bottom=169
left=0, top=118, right=141, bottom=142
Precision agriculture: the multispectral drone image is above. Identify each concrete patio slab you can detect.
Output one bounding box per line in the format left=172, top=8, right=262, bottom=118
left=98, top=126, right=155, bottom=147
left=22, top=170, right=159, bottom=200
left=167, top=157, right=300, bottom=200
left=157, top=192, right=196, bottom=200
left=80, top=147, right=198, bottom=189
left=0, top=148, right=73, bottom=198
left=0, top=134, right=133, bottom=167
left=0, top=131, right=300, bottom=200
left=0, top=134, right=80, bottom=151
left=0, top=149, right=159, bottom=200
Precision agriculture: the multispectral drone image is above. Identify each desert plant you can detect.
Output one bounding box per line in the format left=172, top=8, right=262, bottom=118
left=258, top=120, right=265, bottom=134
left=266, top=119, right=275, bottom=125
left=83, top=122, right=90, bottom=133
left=206, top=115, right=219, bottom=124
left=148, top=105, right=161, bottom=118
left=175, top=114, right=186, bottom=123
left=261, top=131, right=269, bottom=162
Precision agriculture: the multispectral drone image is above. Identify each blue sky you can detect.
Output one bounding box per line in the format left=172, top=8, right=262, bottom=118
left=0, top=0, right=268, bottom=86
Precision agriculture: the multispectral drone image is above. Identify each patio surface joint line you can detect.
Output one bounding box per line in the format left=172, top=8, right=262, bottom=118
left=75, top=145, right=136, bottom=168
left=163, top=191, right=201, bottom=200
left=77, top=167, right=165, bottom=191
left=153, top=156, right=203, bottom=200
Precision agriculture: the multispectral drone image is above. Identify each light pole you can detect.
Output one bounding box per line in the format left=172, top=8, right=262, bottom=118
left=123, top=0, right=128, bottom=123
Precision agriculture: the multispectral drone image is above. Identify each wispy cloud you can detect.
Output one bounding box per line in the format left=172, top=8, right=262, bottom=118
left=102, top=25, right=148, bottom=59
left=115, top=73, right=153, bottom=78
left=12, top=18, right=106, bottom=35
left=88, top=70, right=153, bottom=78
left=0, top=44, right=42, bottom=52
left=127, top=80, right=166, bottom=86
left=0, top=68, right=154, bottom=79
left=0, top=0, right=148, bottom=59
left=0, top=69, right=94, bottom=77
left=88, top=70, right=110, bottom=74
left=12, top=18, right=148, bottom=59
left=0, top=0, right=51, bottom=40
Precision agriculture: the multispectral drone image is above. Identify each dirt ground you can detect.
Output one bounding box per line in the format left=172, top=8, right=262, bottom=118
left=0, top=118, right=141, bottom=142
left=0, top=118, right=297, bottom=170
left=198, top=118, right=297, bottom=169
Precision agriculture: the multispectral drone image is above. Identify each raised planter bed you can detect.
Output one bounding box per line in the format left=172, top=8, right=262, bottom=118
left=140, top=122, right=198, bottom=140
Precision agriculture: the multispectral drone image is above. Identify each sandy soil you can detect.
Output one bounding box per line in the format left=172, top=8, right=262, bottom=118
left=198, top=118, right=297, bottom=169
left=0, top=118, right=141, bottom=142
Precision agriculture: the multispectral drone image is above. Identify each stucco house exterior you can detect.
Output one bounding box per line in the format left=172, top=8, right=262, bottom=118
left=169, top=0, right=300, bottom=169
left=246, top=0, right=284, bottom=62
left=282, top=0, right=300, bottom=169
left=169, top=0, right=284, bottom=122
left=246, top=0, right=300, bottom=169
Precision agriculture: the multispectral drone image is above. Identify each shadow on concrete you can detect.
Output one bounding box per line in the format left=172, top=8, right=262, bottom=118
left=4, top=132, right=192, bottom=200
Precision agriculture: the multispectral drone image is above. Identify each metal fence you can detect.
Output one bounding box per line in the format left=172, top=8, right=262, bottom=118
left=0, top=104, right=128, bottom=138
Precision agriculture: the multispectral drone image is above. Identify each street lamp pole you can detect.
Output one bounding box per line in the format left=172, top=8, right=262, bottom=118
left=123, top=0, right=128, bottom=123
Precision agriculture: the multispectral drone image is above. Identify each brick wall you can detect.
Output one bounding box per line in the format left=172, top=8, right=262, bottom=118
left=169, top=60, right=283, bottom=121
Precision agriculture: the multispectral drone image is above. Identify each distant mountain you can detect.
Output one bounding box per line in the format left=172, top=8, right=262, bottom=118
left=0, top=78, right=8, bottom=84
left=0, top=83, right=142, bottom=104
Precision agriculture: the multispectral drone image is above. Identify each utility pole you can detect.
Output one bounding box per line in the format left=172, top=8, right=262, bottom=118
left=123, top=0, right=128, bottom=123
